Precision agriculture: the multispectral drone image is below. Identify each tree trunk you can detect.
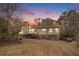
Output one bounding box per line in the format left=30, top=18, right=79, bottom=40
left=47, top=28, right=49, bottom=40
left=76, top=33, right=79, bottom=47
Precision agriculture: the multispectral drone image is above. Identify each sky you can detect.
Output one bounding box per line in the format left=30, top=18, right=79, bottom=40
left=0, top=3, right=78, bottom=26
left=18, top=3, right=78, bottom=20
left=16, top=3, right=79, bottom=25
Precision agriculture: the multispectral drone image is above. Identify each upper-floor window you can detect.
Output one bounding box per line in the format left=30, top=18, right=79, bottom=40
left=29, top=26, right=31, bottom=28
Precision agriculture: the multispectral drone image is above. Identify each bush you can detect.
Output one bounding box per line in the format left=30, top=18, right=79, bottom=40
left=60, top=31, right=74, bottom=42
left=0, top=32, right=22, bottom=42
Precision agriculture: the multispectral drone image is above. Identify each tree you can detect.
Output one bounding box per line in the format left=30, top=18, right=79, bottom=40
left=0, top=4, right=17, bottom=33
left=58, top=10, right=79, bottom=47
left=0, top=17, right=7, bottom=33
left=10, top=18, right=23, bottom=41
left=66, top=10, right=79, bottom=47
left=58, top=11, right=68, bottom=36
left=0, top=4, right=22, bottom=41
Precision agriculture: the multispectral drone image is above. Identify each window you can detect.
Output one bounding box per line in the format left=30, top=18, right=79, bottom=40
left=49, top=28, right=52, bottom=33
left=42, top=28, right=46, bottom=32
left=32, top=29, right=35, bottom=32
left=29, top=29, right=35, bottom=33
left=19, top=30, right=23, bottom=34
left=29, top=26, right=31, bottom=28
left=55, top=28, right=59, bottom=33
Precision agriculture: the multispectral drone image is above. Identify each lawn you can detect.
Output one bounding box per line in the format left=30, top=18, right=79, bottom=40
left=0, top=39, right=79, bottom=56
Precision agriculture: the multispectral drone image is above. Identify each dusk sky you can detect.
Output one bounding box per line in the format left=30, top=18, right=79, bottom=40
left=16, top=3, right=79, bottom=22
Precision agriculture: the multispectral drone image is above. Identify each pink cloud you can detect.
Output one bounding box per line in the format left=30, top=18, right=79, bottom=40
left=38, top=9, right=60, bottom=20
left=18, top=8, right=60, bottom=21
left=25, top=19, right=38, bottom=26
left=16, top=8, right=35, bottom=15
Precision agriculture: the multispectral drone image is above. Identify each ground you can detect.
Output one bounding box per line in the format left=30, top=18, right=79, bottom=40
left=0, top=39, right=79, bottom=56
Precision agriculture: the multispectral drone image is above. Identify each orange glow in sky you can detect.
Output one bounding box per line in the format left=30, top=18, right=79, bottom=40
left=26, top=19, right=38, bottom=26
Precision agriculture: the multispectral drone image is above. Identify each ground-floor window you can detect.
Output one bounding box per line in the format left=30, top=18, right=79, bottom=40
left=29, top=29, right=35, bottom=33
left=55, top=28, right=59, bottom=34
left=49, top=28, right=52, bottom=33
left=42, top=28, right=46, bottom=32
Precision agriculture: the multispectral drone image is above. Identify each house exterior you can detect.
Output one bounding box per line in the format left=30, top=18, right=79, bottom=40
left=33, top=18, right=60, bottom=39
left=21, top=21, right=37, bottom=35
left=22, top=18, right=60, bottom=40
left=34, top=19, right=60, bottom=34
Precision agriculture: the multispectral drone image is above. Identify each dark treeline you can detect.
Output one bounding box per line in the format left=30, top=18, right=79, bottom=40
left=58, top=10, right=79, bottom=47
left=0, top=4, right=22, bottom=42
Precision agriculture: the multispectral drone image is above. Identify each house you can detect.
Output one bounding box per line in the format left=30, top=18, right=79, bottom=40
left=22, top=18, right=60, bottom=40
left=21, top=21, right=37, bottom=35
left=33, top=18, right=60, bottom=39
left=34, top=18, right=59, bottom=34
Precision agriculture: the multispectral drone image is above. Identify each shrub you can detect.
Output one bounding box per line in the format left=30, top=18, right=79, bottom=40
left=0, top=32, right=21, bottom=42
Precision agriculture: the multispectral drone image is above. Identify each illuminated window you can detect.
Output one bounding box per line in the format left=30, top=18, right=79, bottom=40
left=55, top=28, right=59, bottom=33
left=29, top=29, right=35, bottom=33
left=42, top=28, right=46, bottom=32
left=29, top=26, right=31, bottom=28
left=49, top=28, right=52, bottom=33
left=32, top=29, right=35, bottom=32
left=19, top=30, right=23, bottom=34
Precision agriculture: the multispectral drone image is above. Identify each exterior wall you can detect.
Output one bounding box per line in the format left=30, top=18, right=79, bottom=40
left=37, top=28, right=46, bottom=35
left=36, top=28, right=60, bottom=40
left=22, top=23, right=60, bottom=35
left=37, top=28, right=60, bottom=35
left=22, top=24, right=60, bottom=40
left=22, top=27, right=60, bottom=35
